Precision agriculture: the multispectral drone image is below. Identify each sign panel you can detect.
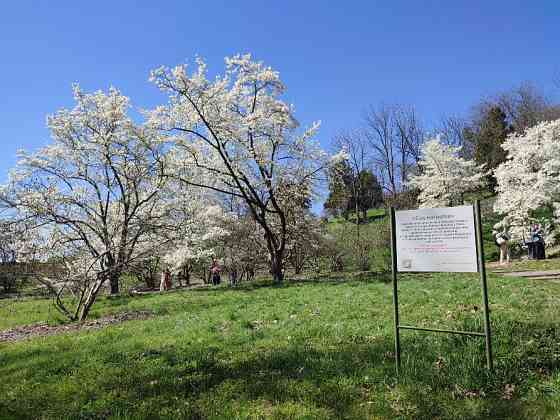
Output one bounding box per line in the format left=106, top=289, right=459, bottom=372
left=395, top=205, right=478, bottom=272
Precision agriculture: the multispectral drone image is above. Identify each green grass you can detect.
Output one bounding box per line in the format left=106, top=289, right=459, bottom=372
left=0, top=292, right=179, bottom=331
left=327, top=208, right=387, bottom=225
left=490, top=257, right=560, bottom=273
left=326, top=216, right=391, bottom=273
left=1, top=273, right=559, bottom=419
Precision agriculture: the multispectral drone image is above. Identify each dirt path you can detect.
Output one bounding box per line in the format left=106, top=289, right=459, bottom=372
left=0, top=310, right=153, bottom=343
left=491, top=268, right=560, bottom=282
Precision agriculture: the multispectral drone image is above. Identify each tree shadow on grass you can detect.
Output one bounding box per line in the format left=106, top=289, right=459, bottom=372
left=2, top=319, right=558, bottom=419
left=0, top=338, right=394, bottom=419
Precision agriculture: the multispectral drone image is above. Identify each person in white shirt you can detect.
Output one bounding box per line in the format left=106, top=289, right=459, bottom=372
left=492, top=221, right=511, bottom=265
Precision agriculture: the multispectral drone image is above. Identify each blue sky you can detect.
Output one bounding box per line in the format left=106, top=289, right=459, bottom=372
left=1, top=1, right=558, bottom=187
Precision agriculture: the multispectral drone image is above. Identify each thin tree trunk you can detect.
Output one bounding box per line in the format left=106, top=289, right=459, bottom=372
left=271, top=252, right=284, bottom=283
left=185, top=267, right=190, bottom=285
left=109, top=272, right=119, bottom=294
left=78, top=277, right=106, bottom=321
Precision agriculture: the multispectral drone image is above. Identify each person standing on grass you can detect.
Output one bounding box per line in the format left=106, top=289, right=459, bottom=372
left=229, top=264, right=238, bottom=286
left=493, top=221, right=511, bottom=265
left=530, top=223, right=546, bottom=260
left=160, top=268, right=172, bottom=291
left=495, top=230, right=511, bottom=265
left=160, top=269, right=167, bottom=291
left=210, top=258, right=221, bottom=286
left=164, top=268, right=172, bottom=290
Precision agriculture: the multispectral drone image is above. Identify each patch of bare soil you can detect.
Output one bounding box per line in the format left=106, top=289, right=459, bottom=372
left=0, top=310, right=153, bottom=343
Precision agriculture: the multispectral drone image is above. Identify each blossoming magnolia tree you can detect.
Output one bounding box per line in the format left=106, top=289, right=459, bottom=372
left=162, top=191, right=230, bottom=283
left=216, top=207, right=268, bottom=282
left=0, top=218, right=42, bottom=293
left=149, top=54, right=334, bottom=283
left=0, top=86, right=172, bottom=320
left=494, top=119, right=560, bottom=242
left=408, top=137, right=486, bottom=208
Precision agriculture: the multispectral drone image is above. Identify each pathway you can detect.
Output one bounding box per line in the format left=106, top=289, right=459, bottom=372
left=490, top=267, right=560, bottom=282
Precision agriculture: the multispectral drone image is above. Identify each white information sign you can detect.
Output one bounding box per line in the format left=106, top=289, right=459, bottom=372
left=395, top=205, right=478, bottom=272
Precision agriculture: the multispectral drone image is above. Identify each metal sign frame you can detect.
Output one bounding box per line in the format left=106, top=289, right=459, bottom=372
left=390, top=200, right=493, bottom=375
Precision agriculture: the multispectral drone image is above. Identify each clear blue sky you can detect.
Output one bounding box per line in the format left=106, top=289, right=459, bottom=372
left=1, top=1, right=559, bottom=184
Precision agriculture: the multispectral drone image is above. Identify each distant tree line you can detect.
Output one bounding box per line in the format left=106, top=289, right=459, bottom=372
left=324, top=82, right=560, bottom=215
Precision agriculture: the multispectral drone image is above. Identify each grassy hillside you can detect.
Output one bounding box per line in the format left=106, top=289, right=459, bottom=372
left=325, top=211, right=391, bottom=273
left=1, top=272, right=559, bottom=419
left=327, top=204, right=502, bottom=265
left=327, top=208, right=387, bottom=225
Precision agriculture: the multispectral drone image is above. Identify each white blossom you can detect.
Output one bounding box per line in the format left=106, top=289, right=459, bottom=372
left=149, top=54, right=331, bottom=282
left=408, top=137, right=486, bottom=208
left=494, top=119, right=560, bottom=242
left=0, top=86, right=172, bottom=320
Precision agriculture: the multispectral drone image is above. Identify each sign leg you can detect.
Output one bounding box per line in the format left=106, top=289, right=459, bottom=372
left=390, top=207, right=401, bottom=375
left=474, top=200, right=493, bottom=371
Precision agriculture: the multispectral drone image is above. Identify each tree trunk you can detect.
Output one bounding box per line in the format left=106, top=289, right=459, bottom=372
left=78, top=277, right=106, bottom=321
left=271, top=252, right=284, bottom=283
left=109, top=272, right=119, bottom=294
left=184, top=266, right=190, bottom=285
left=269, top=248, right=284, bottom=283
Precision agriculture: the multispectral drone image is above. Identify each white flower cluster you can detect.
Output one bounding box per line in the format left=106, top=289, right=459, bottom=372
left=408, top=137, right=486, bottom=208
left=494, top=119, right=560, bottom=241
left=0, top=53, right=335, bottom=292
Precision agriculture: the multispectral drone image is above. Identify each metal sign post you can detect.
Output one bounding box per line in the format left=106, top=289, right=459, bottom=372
left=390, top=207, right=402, bottom=375
left=390, top=199, right=493, bottom=375
left=474, top=200, right=493, bottom=371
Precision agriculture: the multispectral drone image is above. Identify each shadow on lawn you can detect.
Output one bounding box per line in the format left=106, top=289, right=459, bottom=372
left=0, top=339, right=394, bottom=418
left=2, top=319, right=558, bottom=419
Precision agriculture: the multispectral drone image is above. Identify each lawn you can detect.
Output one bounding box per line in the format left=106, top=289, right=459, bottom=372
left=327, top=208, right=387, bottom=225
left=489, top=257, right=560, bottom=273
left=1, top=272, right=559, bottom=419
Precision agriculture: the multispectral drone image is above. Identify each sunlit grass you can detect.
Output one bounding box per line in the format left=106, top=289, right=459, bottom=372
left=490, top=257, right=560, bottom=273
left=1, top=271, right=559, bottom=419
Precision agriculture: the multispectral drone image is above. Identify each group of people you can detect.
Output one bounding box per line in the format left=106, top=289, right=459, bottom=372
left=526, top=223, right=546, bottom=260
left=492, top=222, right=546, bottom=265
left=159, top=268, right=172, bottom=291
left=210, top=258, right=221, bottom=285
left=159, top=258, right=224, bottom=291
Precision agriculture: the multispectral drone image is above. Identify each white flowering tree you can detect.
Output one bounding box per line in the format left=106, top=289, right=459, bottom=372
left=408, top=137, right=486, bottom=208
left=0, top=219, right=20, bottom=266
left=494, top=119, right=560, bottom=242
left=0, top=218, right=38, bottom=293
left=149, top=54, right=333, bottom=283
left=0, top=86, right=171, bottom=320
left=162, top=198, right=229, bottom=284
left=216, top=210, right=268, bottom=282
left=285, top=212, right=324, bottom=274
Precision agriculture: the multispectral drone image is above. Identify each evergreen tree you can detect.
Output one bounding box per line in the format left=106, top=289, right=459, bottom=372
left=324, top=163, right=383, bottom=222
left=348, top=170, right=384, bottom=221
left=466, top=106, right=510, bottom=192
